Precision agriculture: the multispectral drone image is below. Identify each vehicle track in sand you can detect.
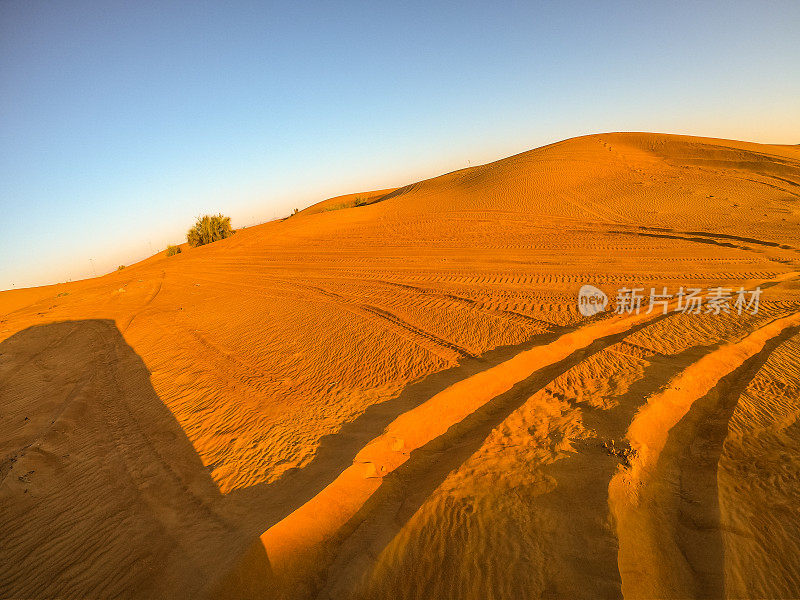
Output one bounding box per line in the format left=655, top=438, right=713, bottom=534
left=0, top=320, right=257, bottom=600
left=3, top=132, right=800, bottom=600
left=213, top=274, right=800, bottom=599
left=609, top=310, right=800, bottom=599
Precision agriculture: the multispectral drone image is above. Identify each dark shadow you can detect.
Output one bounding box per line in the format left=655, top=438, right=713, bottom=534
left=656, top=324, right=800, bottom=599
left=533, top=342, right=721, bottom=600
left=0, top=320, right=274, bottom=600
left=310, top=313, right=700, bottom=599
left=639, top=225, right=798, bottom=251
left=8, top=315, right=785, bottom=599
left=222, top=318, right=590, bottom=535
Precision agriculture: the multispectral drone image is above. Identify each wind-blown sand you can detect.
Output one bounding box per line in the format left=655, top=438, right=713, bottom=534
left=1, top=132, right=799, bottom=599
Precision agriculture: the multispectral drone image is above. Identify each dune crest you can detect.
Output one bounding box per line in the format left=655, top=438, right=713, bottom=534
left=2, top=132, right=800, bottom=599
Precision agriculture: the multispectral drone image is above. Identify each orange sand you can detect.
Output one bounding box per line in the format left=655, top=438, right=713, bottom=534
left=1, top=132, right=799, bottom=599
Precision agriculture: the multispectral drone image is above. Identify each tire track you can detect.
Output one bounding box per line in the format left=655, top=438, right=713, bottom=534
left=122, top=270, right=165, bottom=332
left=609, top=310, right=800, bottom=599
left=92, top=320, right=236, bottom=533
left=375, top=280, right=557, bottom=329
left=670, top=323, right=800, bottom=599
left=0, top=320, right=248, bottom=600
left=358, top=304, right=476, bottom=359
left=214, top=307, right=676, bottom=598
left=216, top=274, right=799, bottom=598
left=639, top=226, right=798, bottom=251
left=286, top=280, right=476, bottom=362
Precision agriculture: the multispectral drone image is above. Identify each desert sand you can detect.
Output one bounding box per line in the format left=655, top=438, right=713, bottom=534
left=1, top=132, right=799, bottom=599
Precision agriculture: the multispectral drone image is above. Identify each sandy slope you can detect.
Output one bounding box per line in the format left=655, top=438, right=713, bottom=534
left=1, top=132, right=799, bottom=599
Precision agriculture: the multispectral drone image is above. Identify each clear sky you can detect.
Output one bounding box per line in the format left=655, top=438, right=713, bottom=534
left=1, top=1, right=799, bottom=290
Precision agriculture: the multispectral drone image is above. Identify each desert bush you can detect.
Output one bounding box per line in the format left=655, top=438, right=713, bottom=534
left=354, top=196, right=369, bottom=207
left=187, top=214, right=234, bottom=247
left=117, top=265, right=125, bottom=270
left=166, top=245, right=182, bottom=257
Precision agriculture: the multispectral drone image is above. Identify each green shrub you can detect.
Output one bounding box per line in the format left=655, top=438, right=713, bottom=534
left=166, top=245, right=182, bottom=257
left=187, top=214, right=234, bottom=248
left=117, top=265, right=125, bottom=270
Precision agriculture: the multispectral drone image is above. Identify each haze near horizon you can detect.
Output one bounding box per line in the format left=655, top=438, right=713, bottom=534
left=1, top=0, right=799, bottom=289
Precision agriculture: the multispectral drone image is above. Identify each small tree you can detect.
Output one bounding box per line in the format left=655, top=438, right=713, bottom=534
left=187, top=214, right=234, bottom=247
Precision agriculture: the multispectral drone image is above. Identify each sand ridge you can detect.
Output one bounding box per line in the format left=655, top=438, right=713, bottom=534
left=1, top=132, right=799, bottom=599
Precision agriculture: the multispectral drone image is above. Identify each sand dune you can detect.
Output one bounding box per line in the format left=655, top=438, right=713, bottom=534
left=1, top=132, right=799, bottom=599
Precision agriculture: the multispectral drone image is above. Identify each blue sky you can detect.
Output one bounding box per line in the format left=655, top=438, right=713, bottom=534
left=1, top=1, right=799, bottom=289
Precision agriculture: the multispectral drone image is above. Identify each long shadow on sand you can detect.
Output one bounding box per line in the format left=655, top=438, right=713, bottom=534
left=0, top=320, right=272, bottom=600
left=308, top=315, right=800, bottom=599
left=309, top=315, right=723, bottom=599
left=222, top=321, right=586, bottom=534
left=656, top=323, right=800, bottom=598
